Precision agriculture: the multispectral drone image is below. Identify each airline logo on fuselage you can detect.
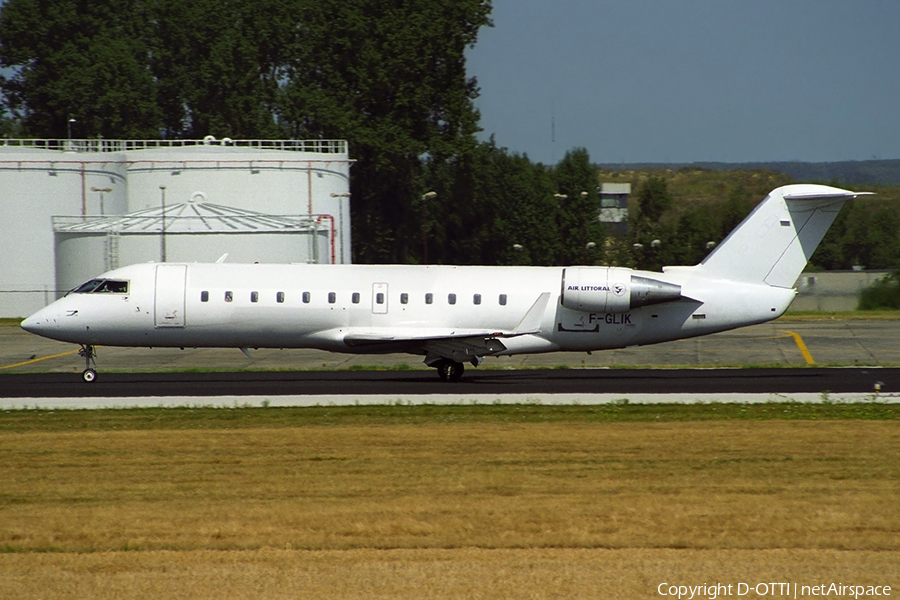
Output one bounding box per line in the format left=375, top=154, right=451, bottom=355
left=567, top=285, right=611, bottom=292
left=565, top=283, right=628, bottom=296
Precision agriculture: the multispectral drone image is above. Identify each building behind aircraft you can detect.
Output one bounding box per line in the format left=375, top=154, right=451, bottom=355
left=0, top=137, right=351, bottom=318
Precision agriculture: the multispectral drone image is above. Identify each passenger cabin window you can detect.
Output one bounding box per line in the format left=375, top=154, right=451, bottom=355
left=201, top=291, right=209, bottom=302
left=473, top=294, right=482, bottom=305
left=400, top=293, right=409, bottom=304
left=276, top=292, right=285, bottom=303
left=73, top=279, right=128, bottom=294
left=499, top=294, right=507, bottom=306
left=328, top=292, right=336, bottom=304
left=425, top=293, right=433, bottom=305
left=352, top=292, right=360, bottom=304
left=250, top=291, right=259, bottom=303
left=225, top=291, right=233, bottom=302
left=448, top=293, right=457, bottom=305
left=302, top=292, right=310, bottom=303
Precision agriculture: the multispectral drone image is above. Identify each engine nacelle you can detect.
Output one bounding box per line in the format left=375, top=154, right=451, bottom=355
left=560, top=267, right=683, bottom=313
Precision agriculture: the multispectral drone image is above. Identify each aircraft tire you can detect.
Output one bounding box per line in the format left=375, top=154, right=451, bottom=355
left=82, top=368, right=97, bottom=383
left=449, top=361, right=464, bottom=381
left=436, top=360, right=465, bottom=382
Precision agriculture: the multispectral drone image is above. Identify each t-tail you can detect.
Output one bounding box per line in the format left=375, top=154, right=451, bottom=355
left=696, top=184, right=870, bottom=287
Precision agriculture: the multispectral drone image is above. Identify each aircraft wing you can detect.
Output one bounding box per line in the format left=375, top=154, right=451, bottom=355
left=344, top=329, right=509, bottom=356
left=342, top=292, right=552, bottom=361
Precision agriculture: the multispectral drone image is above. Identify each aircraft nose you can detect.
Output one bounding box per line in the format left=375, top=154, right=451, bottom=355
left=21, top=306, right=58, bottom=337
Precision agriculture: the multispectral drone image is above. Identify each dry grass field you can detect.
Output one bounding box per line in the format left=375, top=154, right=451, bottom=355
left=1, top=405, right=898, bottom=598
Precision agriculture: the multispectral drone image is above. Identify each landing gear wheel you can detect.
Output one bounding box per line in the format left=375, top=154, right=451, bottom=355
left=436, top=359, right=465, bottom=382
left=78, top=344, right=98, bottom=383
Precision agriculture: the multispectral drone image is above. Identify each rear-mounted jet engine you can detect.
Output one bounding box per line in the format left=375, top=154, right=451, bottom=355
left=560, top=266, right=683, bottom=313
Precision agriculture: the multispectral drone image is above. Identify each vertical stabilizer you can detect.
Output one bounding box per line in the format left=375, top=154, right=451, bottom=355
left=697, top=184, right=867, bottom=287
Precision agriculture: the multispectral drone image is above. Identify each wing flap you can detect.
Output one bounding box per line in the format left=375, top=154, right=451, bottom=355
left=344, top=328, right=502, bottom=347
left=342, top=329, right=510, bottom=360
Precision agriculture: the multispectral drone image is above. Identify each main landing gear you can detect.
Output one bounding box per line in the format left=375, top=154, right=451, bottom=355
left=435, top=359, right=465, bottom=382
left=78, top=344, right=97, bottom=382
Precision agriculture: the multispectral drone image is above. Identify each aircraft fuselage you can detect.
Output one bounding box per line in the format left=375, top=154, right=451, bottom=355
left=23, top=262, right=793, bottom=354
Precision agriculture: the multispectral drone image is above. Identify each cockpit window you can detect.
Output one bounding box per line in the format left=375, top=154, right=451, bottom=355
left=72, top=279, right=128, bottom=294
left=97, top=280, right=128, bottom=293
left=73, top=279, right=103, bottom=294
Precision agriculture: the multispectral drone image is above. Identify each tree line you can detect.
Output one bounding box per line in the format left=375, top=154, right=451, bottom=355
left=2, top=0, right=898, bottom=271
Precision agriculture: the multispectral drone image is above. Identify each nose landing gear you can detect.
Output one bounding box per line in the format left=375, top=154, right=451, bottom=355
left=78, top=344, right=97, bottom=382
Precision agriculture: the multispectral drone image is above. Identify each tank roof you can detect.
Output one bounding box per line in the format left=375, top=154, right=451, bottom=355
left=1, top=137, right=347, bottom=155
left=53, top=201, right=327, bottom=234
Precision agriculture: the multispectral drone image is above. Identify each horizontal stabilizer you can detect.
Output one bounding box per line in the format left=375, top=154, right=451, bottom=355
left=782, top=190, right=871, bottom=202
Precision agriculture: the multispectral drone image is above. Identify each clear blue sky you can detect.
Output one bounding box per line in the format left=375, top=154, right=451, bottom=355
left=465, top=0, right=900, bottom=165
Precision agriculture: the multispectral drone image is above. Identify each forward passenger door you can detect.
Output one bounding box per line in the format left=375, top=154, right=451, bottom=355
left=154, top=264, right=186, bottom=327
left=372, top=282, right=388, bottom=314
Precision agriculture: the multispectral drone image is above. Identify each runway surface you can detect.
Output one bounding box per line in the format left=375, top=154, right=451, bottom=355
left=2, top=368, right=898, bottom=409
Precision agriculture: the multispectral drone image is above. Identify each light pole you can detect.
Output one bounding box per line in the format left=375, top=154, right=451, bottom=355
left=159, top=186, right=167, bottom=262
left=66, top=116, right=76, bottom=150
left=421, top=191, right=437, bottom=264
left=585, top=241, right=597, bottom=265
left=512, top=243, right=524, bottom=265
left=579, top=191, right=589, bottom=263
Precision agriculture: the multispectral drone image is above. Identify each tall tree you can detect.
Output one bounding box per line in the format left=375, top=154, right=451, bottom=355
left=633, top=175, right=673, bottom=224
left=278, top=0, right=492, bottom=263
left=421, top=139, right=558, bottom=266
left=152, top=0, right=296, bottom=138
left=629, top=176, right=675, bottom=270
left=720, top=184, right=752, bottom=237
left=551, top=148, right=605, bottom=265
left=674, top=204, right=719, bottom=266
left=0, top=0, right=160, bottom=138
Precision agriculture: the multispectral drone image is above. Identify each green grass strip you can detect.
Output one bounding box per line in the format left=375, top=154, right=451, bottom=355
left=1, top=402, right=898, bottom=432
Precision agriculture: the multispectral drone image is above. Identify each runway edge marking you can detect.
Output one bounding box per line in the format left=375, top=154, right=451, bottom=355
left=2, top=392, right=898, bottom=410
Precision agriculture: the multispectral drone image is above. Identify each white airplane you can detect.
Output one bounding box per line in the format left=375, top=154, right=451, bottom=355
left=22, top=184, right=867, bottom=382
